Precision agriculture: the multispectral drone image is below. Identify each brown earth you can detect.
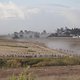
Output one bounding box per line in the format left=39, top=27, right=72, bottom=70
left=0, top=65, right=80, bottom=80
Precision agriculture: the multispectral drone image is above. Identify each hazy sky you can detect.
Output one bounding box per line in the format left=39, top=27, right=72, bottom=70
left=0, top=0, right=80, bottom=34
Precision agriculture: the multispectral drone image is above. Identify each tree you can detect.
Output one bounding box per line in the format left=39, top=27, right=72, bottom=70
left=19, top=30, right=24, bottom=38
left=13, top=32, right=19, bottom=39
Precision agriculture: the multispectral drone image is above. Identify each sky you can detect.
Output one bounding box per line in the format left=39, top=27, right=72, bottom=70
left=0, top=0, right=80, bottom=34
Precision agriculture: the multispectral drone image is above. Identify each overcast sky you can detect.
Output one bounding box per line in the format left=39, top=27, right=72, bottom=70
left=0, top=0, right=80, bottom=34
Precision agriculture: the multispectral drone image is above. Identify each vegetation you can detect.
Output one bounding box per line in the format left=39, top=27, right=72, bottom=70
left=9, top=67, right=35, bottom=80
left=49, top=27, right=80, bottom=37
left=0, top=57, right=80, bottom=68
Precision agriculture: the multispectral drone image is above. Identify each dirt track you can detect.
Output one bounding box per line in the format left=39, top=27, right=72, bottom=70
left=0, top=65, right=80, bottom=80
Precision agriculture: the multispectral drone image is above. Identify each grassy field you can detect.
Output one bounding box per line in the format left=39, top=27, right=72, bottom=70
left=0, top=39, right=66, bottom=58
left=0, top=38, right=80, bottom=80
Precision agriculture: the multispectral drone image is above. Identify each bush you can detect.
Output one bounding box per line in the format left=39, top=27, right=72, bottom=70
left=0, top=59, right=6, bottom=68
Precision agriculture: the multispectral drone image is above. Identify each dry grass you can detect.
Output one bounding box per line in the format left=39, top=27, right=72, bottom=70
left=0, top=39, right=66, bottom=57
left=0, top=39, right=78, bottom=80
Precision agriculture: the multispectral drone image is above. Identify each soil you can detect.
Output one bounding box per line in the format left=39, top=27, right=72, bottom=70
left=0, top=65, right=80, bottom=80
